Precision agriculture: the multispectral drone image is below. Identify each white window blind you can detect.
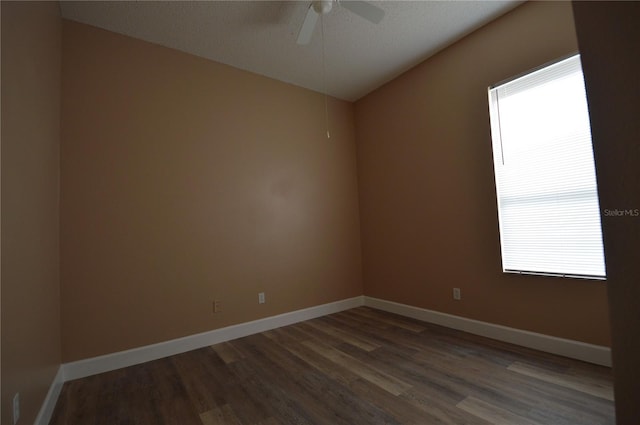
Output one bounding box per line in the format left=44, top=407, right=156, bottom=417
left=488, top=54, right=606, bottom=280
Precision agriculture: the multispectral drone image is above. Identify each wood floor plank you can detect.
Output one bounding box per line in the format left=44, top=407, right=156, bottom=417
left=230, top=334, right=359, bottom=424
left=211, top=341, right=245, bottom=364
left=200, top=404, right=242, bottom=425
left=340, top=343, right=469, bottom=405
left=457, top=396, right=544, bottom=425
left=227, top=359, right=315, bottom=425
left=49, top=307, right=615, bottom=425
left=262, top=325, right=311, bottom=345
left=281, top=340, right=360, bottom=386
left=351, top=378, right=441, bottom=425
left=507, top=361, right=615, bottom=401
left=232, top=334, right=402, bottom=425
left=339, top=340, right=555, bottom=424
left=349, top=307, right=427, bottom=332
left=169, top=349, right=227, bottom=415
left=305, top=318, right=380, bottom=351
left=290, top=321, right=349, bottom=348
left=302, top=339, right=412, bottom=396
left=255, top=419, right=280, bottom=425
left=321, top=322, right=614, bottom=425
left=408, top=343, right=612, bottom=424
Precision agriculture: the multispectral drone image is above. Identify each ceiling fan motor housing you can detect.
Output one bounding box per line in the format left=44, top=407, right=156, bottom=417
left=297, top=0, right=384, bottom=45
left=313, top=0, right=333, bottom=15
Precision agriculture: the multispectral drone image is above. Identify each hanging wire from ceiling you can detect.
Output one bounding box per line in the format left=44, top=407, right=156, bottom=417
left=320, top=13, right=330, bottom=139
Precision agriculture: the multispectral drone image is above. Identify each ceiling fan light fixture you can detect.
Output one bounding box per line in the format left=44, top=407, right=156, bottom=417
left=296, top=0, right=384, bottom=45
left=312, top=1, right=333, bottom=15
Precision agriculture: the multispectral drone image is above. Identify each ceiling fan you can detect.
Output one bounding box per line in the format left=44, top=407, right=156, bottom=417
left=296, top=0, right=385, bottom=45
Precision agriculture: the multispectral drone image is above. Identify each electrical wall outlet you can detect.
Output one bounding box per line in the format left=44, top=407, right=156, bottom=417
left=13, top=393, right=20, bottom=425
left=258, top=292, right=265, bottom=304
left=453, top=288, right=461, bottom=300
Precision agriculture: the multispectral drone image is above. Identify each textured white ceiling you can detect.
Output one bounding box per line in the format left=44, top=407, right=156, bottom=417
left=60, top=1, right=522, bottom=101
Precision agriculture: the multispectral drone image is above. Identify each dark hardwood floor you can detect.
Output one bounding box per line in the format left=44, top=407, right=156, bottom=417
left=50, top=307, right=615, bottom=424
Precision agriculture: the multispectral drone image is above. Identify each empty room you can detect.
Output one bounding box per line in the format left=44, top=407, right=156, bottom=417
left=1, top=1, right=638, bottom=424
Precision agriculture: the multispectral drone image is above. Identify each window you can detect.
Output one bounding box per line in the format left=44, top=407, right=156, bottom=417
left=488, top=54, right=606, bottom=280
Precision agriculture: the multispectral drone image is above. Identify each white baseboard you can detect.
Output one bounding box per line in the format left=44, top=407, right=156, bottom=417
left=39, top=294, right=611, bottom=422
left=364, top=296, right=612, bottom=367
left=34, top=365, right=64, bottom=425
left=63, top=296, right=365, bottom=381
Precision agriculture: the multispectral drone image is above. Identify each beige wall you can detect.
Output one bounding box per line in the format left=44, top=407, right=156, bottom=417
left=2, top=0, right=632, bottom=419
left=355, top=1, right=610, bottom=346
left=572, top=2, right=640, bottom=423
left=60, top=21, right=362, bottom=362
left=1, top=2, right=62, bottom=424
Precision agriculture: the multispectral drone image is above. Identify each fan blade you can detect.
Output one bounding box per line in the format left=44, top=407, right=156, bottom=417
left=341, top=1, right=384, bottom=24
left=297, top=4, right=319, bottom=45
